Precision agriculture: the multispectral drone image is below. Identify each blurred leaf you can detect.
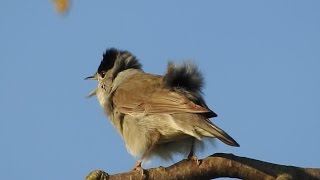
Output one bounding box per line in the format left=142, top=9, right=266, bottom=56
left=52, top=0, right=70, bottom=15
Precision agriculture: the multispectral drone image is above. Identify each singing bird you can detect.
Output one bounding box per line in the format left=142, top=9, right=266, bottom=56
left=86, top=48, right=239, bottom=169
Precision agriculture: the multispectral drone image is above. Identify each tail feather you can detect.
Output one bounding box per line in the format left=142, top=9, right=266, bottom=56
left=195, top=124, right=239, bottom=147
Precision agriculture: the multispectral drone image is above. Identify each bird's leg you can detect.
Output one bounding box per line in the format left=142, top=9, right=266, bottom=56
left=187, top=138, right=196, bottom=160
left=131, top=130, right=161, bottom=171
left=187, top=138, right=200, bottom=165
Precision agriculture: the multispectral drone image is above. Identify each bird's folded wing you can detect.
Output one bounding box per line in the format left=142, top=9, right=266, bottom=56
left=112, top=74, right=211, bottom=115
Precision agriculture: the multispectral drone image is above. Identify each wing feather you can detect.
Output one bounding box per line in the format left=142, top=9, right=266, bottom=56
left=112, top=73, right=212, bottom=115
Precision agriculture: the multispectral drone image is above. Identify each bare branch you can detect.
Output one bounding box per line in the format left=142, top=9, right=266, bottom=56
left=86, top=153, right=320, bottom=180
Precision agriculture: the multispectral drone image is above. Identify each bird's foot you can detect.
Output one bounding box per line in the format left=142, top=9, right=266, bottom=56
left=187, top=155, right=200, bottom=166
left=131, top=160, right=143, bottom=171
left=131, top=161, right=146, bottom=180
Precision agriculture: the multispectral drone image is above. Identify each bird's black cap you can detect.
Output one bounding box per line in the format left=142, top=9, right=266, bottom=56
left=97, top=48, right=119, bottom=74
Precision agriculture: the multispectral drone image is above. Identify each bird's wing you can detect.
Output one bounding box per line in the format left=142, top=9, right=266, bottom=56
left=112, top=73, right=212, bottom=115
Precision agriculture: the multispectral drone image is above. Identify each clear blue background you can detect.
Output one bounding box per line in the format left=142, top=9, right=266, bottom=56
left=1, top=1, right=319, bottom=179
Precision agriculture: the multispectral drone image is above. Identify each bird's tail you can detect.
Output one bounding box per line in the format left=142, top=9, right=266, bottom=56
left=195, top=122, right=240, bottom=147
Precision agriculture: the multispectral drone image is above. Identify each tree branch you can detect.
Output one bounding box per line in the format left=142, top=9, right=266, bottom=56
left=86, top=153, right=320, bottom=180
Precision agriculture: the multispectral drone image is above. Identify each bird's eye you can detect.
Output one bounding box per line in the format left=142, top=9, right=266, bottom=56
left=100, top=72, right=106, bottom=78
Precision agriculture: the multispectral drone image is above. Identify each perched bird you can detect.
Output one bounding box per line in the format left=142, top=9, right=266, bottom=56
left=86, top=48, right=239, bottom=169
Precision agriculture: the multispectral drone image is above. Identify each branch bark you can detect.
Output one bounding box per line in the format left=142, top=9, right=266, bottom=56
left=86, top=153, right=320, bottom=180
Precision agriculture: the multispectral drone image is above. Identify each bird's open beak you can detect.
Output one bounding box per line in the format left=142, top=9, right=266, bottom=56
left=85, top=73, right=97, bottom=98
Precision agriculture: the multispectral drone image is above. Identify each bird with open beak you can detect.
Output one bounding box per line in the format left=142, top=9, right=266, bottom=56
left=85, top=48, right=239, bottom=170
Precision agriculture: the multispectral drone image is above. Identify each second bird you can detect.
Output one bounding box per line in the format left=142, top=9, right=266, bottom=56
left=86, top=48, right=239, bottom=169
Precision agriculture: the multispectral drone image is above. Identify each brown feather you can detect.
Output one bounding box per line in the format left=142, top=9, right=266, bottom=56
left=112, top=72, right=212, bottom=115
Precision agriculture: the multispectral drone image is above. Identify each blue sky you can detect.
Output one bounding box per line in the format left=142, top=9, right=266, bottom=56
left=1, top=1, right=319, bottom=179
